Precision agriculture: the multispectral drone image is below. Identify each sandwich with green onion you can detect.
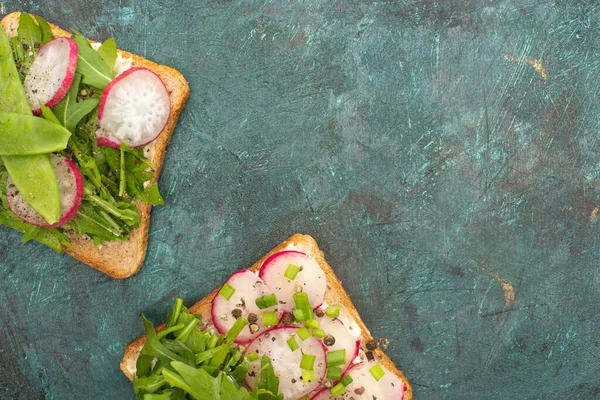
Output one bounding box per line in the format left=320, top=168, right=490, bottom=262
left=121, top=234, right=412, bottom=399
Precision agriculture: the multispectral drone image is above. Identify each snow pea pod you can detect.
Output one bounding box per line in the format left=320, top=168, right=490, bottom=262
left=0, top=112, right=71, bottom=155
left=0, top=26, right=60, bottom=224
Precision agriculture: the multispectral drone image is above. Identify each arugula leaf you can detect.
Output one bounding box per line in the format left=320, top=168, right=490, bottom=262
left=17, top=13, right=41, bottom=44
left=139, top=314, right=195, bottom=367
left=133, top=374, right=166, bottom=397
left=39, top=104, right=61, bottom=125
left=53, top=72, right=100, bottom=132
left=168, top=361, right=220, bottom=400
left=98, top=38, right=117, bottom=70
left=36, top=16, right=54, bottom=45
left=73, top=33, right=114, bottom=89
left=220, top=373, right=253, bottom=400
left=255, top=356, right=283, bottom=400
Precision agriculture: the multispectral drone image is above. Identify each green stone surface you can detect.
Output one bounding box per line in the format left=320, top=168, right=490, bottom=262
left=1, top=1, right=600, bottom=399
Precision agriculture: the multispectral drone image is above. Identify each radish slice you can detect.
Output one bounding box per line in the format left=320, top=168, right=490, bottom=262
left=97, top=67, right=170, bottom=148
left=24, top=38, right=78, bottom=114
left=259, top=251, right=326, bottom=313
left=317, top=317, right=359, bottom=372
left=311, top=362, right=407, bottom=400
left=245, top=326, right=327, bottom=399
left=7, top=155, right=84, bottom=228
left=211, top=270, right=282, bottom=344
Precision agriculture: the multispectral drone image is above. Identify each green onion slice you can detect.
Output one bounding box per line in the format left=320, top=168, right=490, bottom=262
left=325, top=304, right=340, bottom=318
left=327, top=367, right=342, bottom=380
left=326, top=349, right=346, bottom=367
left=312, top=328, right=326, bottom=338
left=297, top=327, right=311, bottom=341
left=262, top=311, right=278, bottom=326
left=255, top=293, right=278, bottom=309
left=285, top=264, right=301, bottom=280
left=330, top=382, right=346, bottom=396
left=293, top=308, right=306, bottom=322
left=370, top=363, right=385, bottom=381
left=219, top=283, right=236, bottom=300
left=300, top=354, right=316, bottom=370
left=287, top=337, right=299, bottom=352
left=340, top=375, right=353, bottom=386
left=302, top=369, right=315, bottom=383
left=293, top=292, right=314, bottom=321
left=246, top=352, right=259, bottom=361
left=305, top=319, right=319, bottom=329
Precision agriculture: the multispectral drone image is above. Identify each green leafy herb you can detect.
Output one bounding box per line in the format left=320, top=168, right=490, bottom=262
left=36, top=16, right=54, bottom=45
left=17, top=13, right=41, bottom=45
left=133, top=299, right=282, bottom=400
left=72, top=32, right=114, bottom=89
left=98, top=38, right=117, bottom=70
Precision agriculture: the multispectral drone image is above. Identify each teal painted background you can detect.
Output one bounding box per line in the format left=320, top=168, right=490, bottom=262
left=1, top=0, right=600, bottom=398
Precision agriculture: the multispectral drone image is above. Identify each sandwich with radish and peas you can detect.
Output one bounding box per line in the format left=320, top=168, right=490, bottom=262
left=121, top=234, right=412, bottom=400
left=0, top=12, right=189, bottom=277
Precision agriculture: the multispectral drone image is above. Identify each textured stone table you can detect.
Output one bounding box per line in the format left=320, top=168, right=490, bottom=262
left=1, top=1, right=600, bottom=398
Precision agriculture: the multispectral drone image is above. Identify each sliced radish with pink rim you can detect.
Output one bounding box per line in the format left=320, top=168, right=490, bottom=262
left=211, top=269, right=282, bottom=344
left=311, top=362, right=407, bottom=400
left=24, top=37, right=78, bottom=114
left=97, top=67, right=170, bottom=148
left=317, top=317, right=359, bottom=372
left=245, top=326, right=327, bottom=399
left=259, top=250, right=326, bottom=313
left=7, top=155, right=83, bottom=228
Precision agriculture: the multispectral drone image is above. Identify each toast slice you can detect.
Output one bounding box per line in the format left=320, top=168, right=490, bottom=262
left=0, top=12, right=190, bottom=278
left=120, top=234, right=412, bottom=399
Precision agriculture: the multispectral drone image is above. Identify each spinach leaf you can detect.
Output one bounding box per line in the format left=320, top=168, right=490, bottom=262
left=73, top=33, right=114, bottom=89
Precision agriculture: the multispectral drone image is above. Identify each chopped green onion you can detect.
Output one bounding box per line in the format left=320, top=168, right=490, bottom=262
left=255, top=293, right=278, bottom=309
left=219, top=283, right=236, bottom=300
left=312, top=328, right=326, bottom=338
left=297, top=327, right=311, bottom=341
left=262, top=311, right=278, bottom=326
left=330, top=383, right=346, bottom=396
left=284, top=264, right=301, bottom=280
left=305, top=319, right=320, bottom=329
left=293, top=292, right=314, bottom=321
left=293, top=308, right=306, bottom=322
left=326, top=304, right=340, bottom=318
left=326, top=349, right=346, bottom=367
left=327, top=367, right=342, bottom=380
left=246, top=353, right=259, bottom=361
left=300, top=354, right=316, bottom=370
left=340, top=375, right=353, bottom=386
left=287, top=337, right=299, bottom=351
left=302, top=369, right=315, bottom=383
left=369, top=363, right=385, bottom=381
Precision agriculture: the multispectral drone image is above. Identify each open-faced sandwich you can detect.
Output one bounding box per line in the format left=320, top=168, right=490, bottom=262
left=0, top=12, right=189, bottom=278
left=121, top=234, right=412, bottom=399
